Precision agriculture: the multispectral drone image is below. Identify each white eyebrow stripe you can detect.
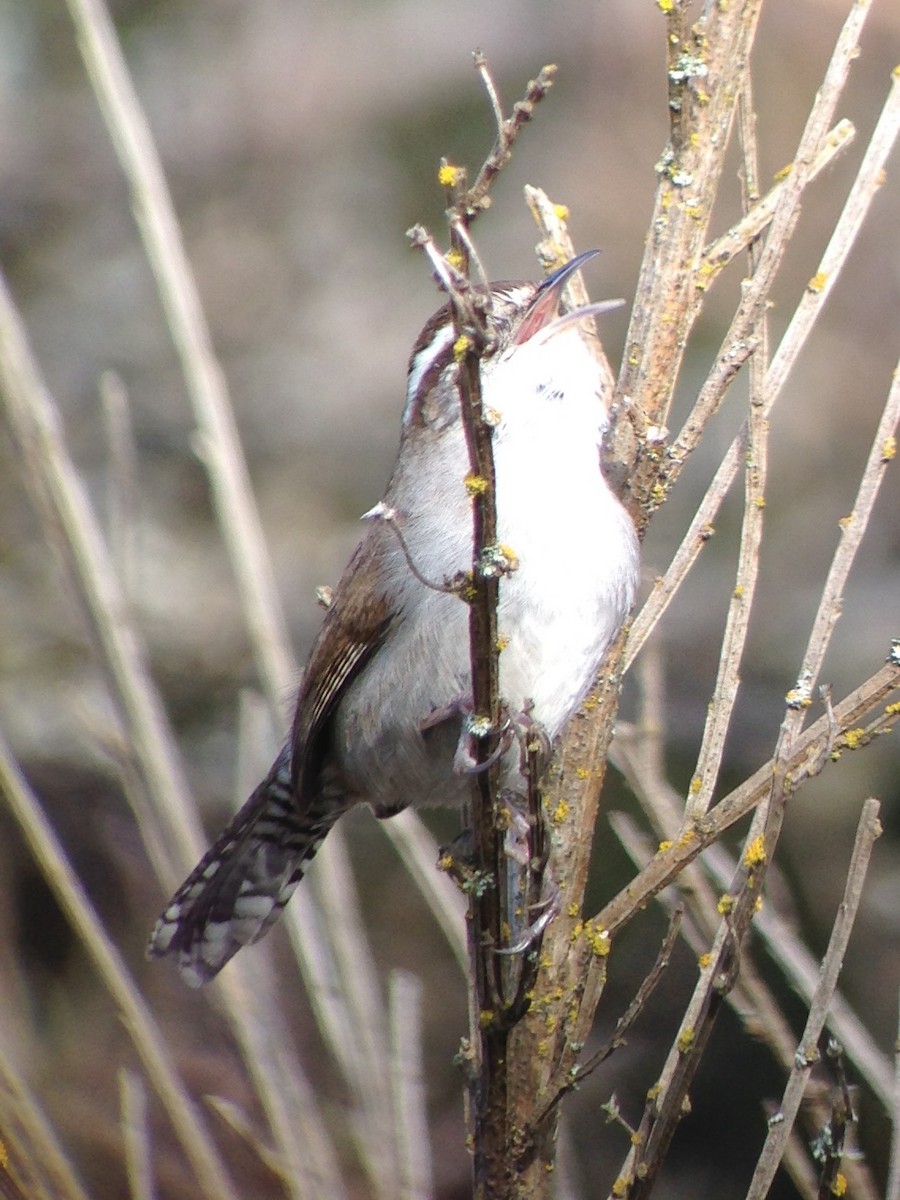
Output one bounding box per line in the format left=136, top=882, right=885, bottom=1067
left=404, top=324, right=455, bottom=419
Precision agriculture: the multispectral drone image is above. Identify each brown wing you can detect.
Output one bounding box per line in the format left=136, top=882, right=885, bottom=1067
left=290, top=531, right=398, bottom=794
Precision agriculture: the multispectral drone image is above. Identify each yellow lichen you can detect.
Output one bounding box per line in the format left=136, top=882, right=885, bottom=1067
left=658, top=839, right=673, bottom=853
left=698, top=952, right=713, bottom=969
left=495, top=633, right=510, bottom=652
left=807, top=271, right=828, bottom=293
left=612, top=1176, right=632, bottom=1198
left=677, top=1027, right=695, bottom=1053
left=567, top=902, right=580, bottom=918
left=584, top=921, right=611, bottom=958
left=439, top=162, right=463, bottom=188
left=553, top=203, right=570, bottom=220
left=464, top=473, right=488, bottom=495
left=717, top=893, right=734, bottom=915
left=744, top=835, right=767, bottom=868
left=831, top=1172, right=848, bottom=1196
left=445, top=249, right=465, bottom=271
left=453, top=334, right=473, bottom=362
left=551, top=798, right=570, bottom=824
left=882, top=435, right=897, bottom=462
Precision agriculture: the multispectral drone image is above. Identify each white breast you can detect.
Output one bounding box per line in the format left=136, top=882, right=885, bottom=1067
left=333, top=326, right=639, bottom=812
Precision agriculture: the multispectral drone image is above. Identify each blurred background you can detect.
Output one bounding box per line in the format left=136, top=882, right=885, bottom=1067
left=0, top=0, right=898, bottom=1196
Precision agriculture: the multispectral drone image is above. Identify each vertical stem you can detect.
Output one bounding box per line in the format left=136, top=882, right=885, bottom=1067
left=445, top=215, right=510, bottom=1197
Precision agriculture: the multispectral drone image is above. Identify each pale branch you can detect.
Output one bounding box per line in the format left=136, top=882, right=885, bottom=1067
left=627, top=65, right=899, bottom=675
left=617, top=0, right=765, bottom=428
left=466, top=58, right=557, bottom=213
left=523, top=184, right=617, bottom=394
left=794, top=352, right=900, bottom=705
left=66, top=11, right=460, bottom=1180
left=766, top=65, right=900, bottom=408
left=665, top=0, right=875, bottom=474
left=610, top=655, right=892, bottom=1114
left=592, top=660, right=899, bottom=941
left=685, top=67, right=771, bottom=825
left=699, top=834, right=891, bottom=1112
left=0, top=255, right=361, bottom=1199
left=700, top=119, right=855, bottom=283
left=745, top=800, right=882, bottom=1200
left=606, top=812, right=882, bottom=1200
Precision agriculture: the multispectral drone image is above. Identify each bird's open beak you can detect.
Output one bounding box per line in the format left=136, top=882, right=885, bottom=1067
left=513, top=249, right=602, bottom=345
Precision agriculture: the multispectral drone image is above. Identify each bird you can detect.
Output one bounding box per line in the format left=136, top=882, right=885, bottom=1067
left=148, top=250, right=640, bottom=986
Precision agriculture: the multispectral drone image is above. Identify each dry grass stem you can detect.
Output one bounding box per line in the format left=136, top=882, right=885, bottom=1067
left=0, top=1050, right=91, bottom=1200
left=216, top=958, right=351, bottom=1199
left=0, top=267, right=202, bottom=889
left=64, top=0, right=295, bottom=713
left=888, top=996, right=900, bottom=1200
left=379, top=810, right=469, bottom=971
left=388, top=971, right=434, bottom=1200
left=0, top=734, right=241, bottom=1200
left=118, top=1070, right=154, bottom=1200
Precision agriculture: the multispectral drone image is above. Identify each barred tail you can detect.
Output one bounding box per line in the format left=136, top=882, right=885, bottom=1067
left=147, top=747, right=341, bottom=987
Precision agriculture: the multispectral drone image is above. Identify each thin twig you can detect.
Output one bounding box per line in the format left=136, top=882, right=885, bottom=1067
left=746, top=800, right=882, bottom=1200
left=593, top=660, right=898, bottom=942
left=700, top=119, right=855, bottom=284
left=684, top=71, right=770, bottom=824
left=617, top=0, right=765, bottom=431
left=607, top=809, right=883, bottom=1200
left=659, top=0, right=874, bottom=492
left=626, top=59, right=900, bottom=666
